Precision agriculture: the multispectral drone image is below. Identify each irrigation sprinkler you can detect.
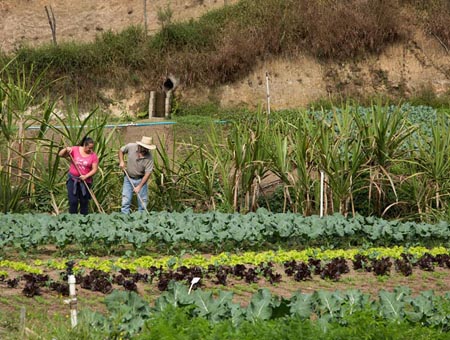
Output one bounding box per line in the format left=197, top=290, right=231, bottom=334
left=122, top=168, right=150, bottom=214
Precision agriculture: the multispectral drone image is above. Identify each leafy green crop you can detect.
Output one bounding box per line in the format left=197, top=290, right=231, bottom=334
left=77, top=282, right=450, bottom=338
left=1, top=210, right=450, bottom=252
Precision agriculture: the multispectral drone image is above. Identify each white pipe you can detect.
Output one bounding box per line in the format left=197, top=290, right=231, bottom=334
left=320, top=170, right=325, bottom=217
left=68, top=275, right=78, bottom=328
left=265, top=72, right=271, bottom=115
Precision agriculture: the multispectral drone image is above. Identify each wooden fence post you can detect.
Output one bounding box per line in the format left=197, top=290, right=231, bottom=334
left=165, top=91, right=171, bottom=118
left=143, top=0, right=148, bottom=35
left=44, top=5, right=57, bottom=45
left=149, top=91, right=156, bottom=118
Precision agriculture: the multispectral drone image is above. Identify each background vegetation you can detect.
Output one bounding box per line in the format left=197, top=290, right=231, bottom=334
left=1, top=0, right=450, bottom=220
left=0, top=0, right=450, bottom=105
left=1, top=64, right=449, bottom=222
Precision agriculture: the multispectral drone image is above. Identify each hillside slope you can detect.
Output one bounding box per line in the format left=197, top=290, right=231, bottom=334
left=205, top=31, right=450, bottom=109
left=1, top=0, right=450, bottom=111
left=0, top=0, right=236, bottom=53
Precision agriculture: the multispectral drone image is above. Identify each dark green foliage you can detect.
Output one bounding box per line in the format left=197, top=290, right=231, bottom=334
left=38, top=305, right=450, bottom=340
left=78, top=290, right=151, bottom=339
left=73, top=283, right=450, bottom=339
left=0, top=168, right=28, bottom=213
left=1, top=210, right=450, bottom=251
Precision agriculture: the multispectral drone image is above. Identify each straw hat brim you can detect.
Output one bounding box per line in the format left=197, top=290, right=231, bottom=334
left=136, top=141, right=156, bottom=150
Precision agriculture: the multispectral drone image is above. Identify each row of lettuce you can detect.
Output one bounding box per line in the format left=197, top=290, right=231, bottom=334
left=1, top=245, right=448, bottom=302
left=3, top=272, right=450, bottom=337
left=2, top=246, right=449, bottom=297
left=1, top=246, right=448, bottom=275
left=1, top=246, right=449, bottom=299
left=1, top=210, right=450, bottom=251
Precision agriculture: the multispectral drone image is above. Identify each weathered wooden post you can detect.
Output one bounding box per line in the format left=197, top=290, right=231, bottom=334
left=19, top=307, right=26, bottom=337
left=164, top=91, right=171, bottom=118
left=148, top=91, right=156, bottom=118
left=265, top=72, right=271, bottom=115
left=143, top=0, right=148, bottom=35
left=44, top=5, right=57, bottom=45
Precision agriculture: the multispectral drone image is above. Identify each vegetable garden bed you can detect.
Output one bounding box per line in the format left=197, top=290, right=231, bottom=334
left=1, top=213, right=450, bottom=338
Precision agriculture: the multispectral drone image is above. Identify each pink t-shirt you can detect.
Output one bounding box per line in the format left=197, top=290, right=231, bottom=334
left=69, top=146, right=99, bottom=183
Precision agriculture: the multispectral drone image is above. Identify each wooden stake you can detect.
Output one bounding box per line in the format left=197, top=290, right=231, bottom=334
left=44, top=5, right=57, bottom=45
left=265, top=72, right=271, bottom=115
left=19, top=306, right=26, bottom=337
left=143, top=0, right=148, bottom=35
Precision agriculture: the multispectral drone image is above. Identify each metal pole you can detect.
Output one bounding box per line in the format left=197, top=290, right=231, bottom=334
left=123, top=168, right=150, bottom=214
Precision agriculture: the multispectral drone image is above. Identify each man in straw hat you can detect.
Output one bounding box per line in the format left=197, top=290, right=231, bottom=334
left=118, top=136, right=156, bottom=213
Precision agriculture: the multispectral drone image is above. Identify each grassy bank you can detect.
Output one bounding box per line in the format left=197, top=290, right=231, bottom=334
left=1, top=0, right=449, bottom=105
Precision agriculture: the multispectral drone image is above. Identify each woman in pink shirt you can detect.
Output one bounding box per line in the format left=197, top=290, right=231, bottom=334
left=58, top=136, right=99, bottom=215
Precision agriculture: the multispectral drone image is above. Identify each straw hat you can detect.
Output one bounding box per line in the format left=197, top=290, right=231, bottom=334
left=136, top=136, right=156, bottom=150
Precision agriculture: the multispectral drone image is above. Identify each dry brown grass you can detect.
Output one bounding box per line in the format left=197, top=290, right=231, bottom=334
left=5, top=0, right=449, bottom=104
left=297, top=0, right=406, bottom=59
left=425, top=1, right=450, bottom=49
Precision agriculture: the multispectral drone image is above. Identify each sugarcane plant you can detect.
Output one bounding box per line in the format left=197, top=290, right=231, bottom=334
left=353, top=103, right=418, bottom=216
left=415, top=113, right=450, bottom=219
left=316, top=105, right=366, bottom=216
left=266, top=111, right=319, bottom=214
